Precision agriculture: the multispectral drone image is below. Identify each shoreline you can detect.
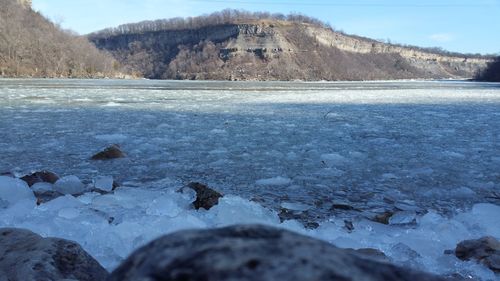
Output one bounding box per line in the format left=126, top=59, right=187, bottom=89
left=0, top=173, right=498, bottom=279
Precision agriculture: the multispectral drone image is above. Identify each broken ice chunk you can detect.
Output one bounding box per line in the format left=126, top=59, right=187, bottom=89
left=31, top=182, right=54, bottom=193
left=389, top=211, right=417, bottom=225
left=54, top=176, right=86, bottom=195
left=94, top=176, right=114, bottom=192
left=0, top=176, right=36, bottom=206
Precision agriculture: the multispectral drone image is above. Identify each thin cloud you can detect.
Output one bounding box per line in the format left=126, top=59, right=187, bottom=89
left=429, top=33, right=455, bottom=42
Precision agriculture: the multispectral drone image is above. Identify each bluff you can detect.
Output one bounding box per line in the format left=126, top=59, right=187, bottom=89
left=476, top=57, right=500, bottom=82
left=0, top=0, right=119, bottom=78
left=89, top=12, right=490, bottom=81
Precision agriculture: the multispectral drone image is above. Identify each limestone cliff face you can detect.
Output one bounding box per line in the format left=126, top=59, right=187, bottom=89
left=89, top=21, right=490, bottom=80
left=304, top=25, right=487, bottom=77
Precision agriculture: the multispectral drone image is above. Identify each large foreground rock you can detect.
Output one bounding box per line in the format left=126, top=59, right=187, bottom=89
left=455, top=236, right=500, bottom=273
left=0, top=228, right=108, bottom=281
left=109, top=224, right=445, bottom=281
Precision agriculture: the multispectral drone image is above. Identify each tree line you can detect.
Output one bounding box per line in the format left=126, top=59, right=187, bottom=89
left=89, top=9, right=331, bottom=39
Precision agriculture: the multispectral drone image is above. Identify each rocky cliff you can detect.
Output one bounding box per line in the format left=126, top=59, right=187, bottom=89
left=89, top=18, right=490, bottom=81
left=476, top=57, right=500, bottom=82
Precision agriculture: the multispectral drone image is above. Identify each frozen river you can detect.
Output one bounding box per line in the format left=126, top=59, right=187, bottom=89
left=1, top=79, right=499, bottom=279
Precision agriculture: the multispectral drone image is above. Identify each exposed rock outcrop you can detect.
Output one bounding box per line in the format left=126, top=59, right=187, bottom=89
left=109, top=224, right=446, bottom=281
left=0, top=228, right=108, bottom=281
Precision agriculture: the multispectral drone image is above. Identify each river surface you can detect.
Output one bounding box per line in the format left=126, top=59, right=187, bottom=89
left=2, top=79, right=499, bottom=217
left=0, top=79, right=500, bottom=278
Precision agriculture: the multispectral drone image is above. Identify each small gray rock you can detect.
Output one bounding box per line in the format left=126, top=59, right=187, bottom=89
left=0, top=228, right=108, bottom=281
left=368, top=210, right=394, bottom=225
left=186, top=182, right=223, bottom=210
left=109, top=224, right=446, bottom=281
left=91, top=144, right=126, bottom=160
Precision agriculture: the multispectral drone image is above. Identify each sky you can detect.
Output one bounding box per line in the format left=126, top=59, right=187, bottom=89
left=32, top=0, right=500, bottom=55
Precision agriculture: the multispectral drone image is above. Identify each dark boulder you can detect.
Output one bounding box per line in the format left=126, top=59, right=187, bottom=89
left=109, top=224, right=446, bottom=281
left=186, top=182, right=223, bottom=210
left=91, top=144, right=126, bottom=160
left=455, top=236, right=500, bottom=273
left=20, top=170, right=59, bottom=187
left=0, top=172, right=14, bottom=177
left=0, top=228, right=108, bottom=281
left=330, top=202, right=358, bottom=211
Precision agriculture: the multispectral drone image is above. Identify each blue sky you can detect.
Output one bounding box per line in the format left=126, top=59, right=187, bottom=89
left=33, top=0, right=500, bottom=55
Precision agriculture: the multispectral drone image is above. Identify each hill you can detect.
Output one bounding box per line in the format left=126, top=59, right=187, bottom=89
left=89, top=10, right=491, bottom=81
left=0, top=0, right=120, bottom=78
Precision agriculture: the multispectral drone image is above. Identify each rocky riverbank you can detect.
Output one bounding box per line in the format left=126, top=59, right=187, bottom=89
left=0, top=166, right=499, bottom=280
left=3, top=225, right=498, bottom=281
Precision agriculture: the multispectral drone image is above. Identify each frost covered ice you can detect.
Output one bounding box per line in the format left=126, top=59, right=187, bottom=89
left=93, top=176, right=114, bottom=192
left=54, top=175, right=86, bottom=195
left=1, top=79, right=500, bottom=280
left=0, top=178, right=498, bottom=280
left=0, top=176, right=36, bottom=206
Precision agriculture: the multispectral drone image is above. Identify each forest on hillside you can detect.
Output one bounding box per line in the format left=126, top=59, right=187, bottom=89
left=0, top=0, right=119, bottom=78
left=89, top=10, right=330, bottom=38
